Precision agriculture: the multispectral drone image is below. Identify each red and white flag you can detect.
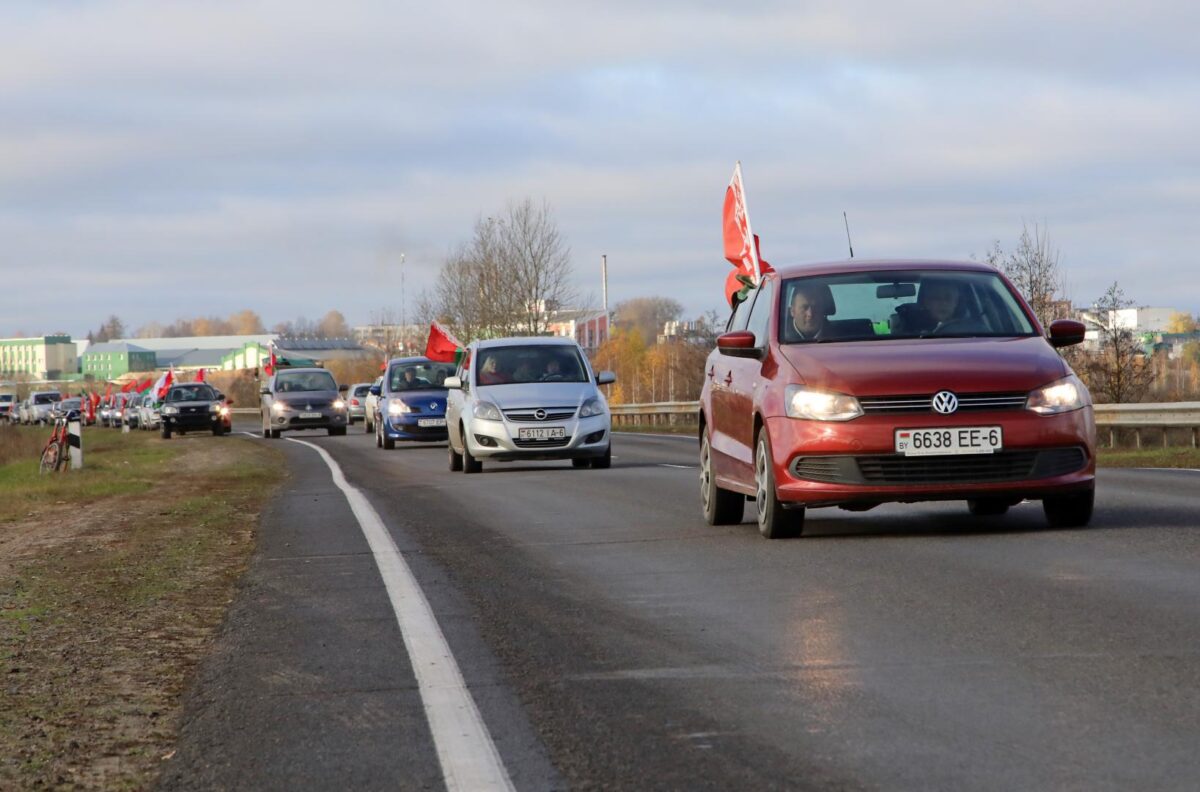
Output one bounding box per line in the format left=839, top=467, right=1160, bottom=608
left=721, top=162, right=774, bottom=306
left=425, top=322, right=466, bottom=365
left=154, top=367, right=175, bottom=399
left=263, top=343, right=277, bottom=376
left=195, top=368, right=206, bottom=383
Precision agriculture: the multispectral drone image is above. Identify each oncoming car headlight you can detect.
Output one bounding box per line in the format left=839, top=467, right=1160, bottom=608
left=332, top=399, right=346, bottom=411
left=1026, top=374, right=1088, bottom=415
left=784, top=385, right=863, bottom=421
left=473, top=401, right=502, bottom=421
left=162, top=405, right=179, bottom=416
left=579, top=397, right=605, bottom=418
left=271, top=401, right=288, bottom=414
left=387, top=398, right=411, bottom=415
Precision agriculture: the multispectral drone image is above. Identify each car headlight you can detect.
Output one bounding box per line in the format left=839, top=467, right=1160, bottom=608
left=209, top=403, right=220, bottom=413
left=271, top=401, right=288, bottom=414
left=1026, top=374, right=1088, bottom=415
left=579, top=397, right=606, bottom=418
left=162, top=405, right=179, bottom=415
left=332, top=399, right=346, bottom=411
left=388, top=398, right=412, bottom=415
left=218, top=405, right=230, bottom=417
left=473, top=401, right=503, bottom=421
left=784, top=385, right=863, bottom=421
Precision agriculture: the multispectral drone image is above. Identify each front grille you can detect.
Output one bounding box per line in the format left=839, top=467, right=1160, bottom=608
left=790, top=447, right=1088, bottom=485
left=860, top=392, right=1028, bottom=413
left=505, top=407, right=576, bottom=422
left=513, top=435, right=572, bottom=448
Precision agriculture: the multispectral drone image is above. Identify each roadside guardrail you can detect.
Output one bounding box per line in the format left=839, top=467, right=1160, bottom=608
left=610, top=401, right=1200, bottom=448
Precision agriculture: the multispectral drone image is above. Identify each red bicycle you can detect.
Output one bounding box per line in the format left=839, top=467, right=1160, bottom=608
left=39, top=414, right=74, bottom=474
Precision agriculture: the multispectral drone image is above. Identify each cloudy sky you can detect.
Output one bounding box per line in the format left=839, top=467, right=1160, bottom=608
left=4, top=0, right=1199, bottom=338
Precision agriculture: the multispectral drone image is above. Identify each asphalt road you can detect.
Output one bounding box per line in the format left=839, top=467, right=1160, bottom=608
left=162, top=420, right=1200, bottom=791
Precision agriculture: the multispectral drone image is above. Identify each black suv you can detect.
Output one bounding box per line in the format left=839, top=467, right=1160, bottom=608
left=160, top=383, right=228, bottom=438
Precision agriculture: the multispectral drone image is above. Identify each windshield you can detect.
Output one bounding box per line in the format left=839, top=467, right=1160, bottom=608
left=34, top=393, right=62, bottom=404
left=353, top=385, right=371, bottom=397
left=474, top=345, right=588, bottom=386
left=389, top=361, right=456, bottom=391
left=168, top=385, right=217, bottom=402
left=274, top=370, right=337, bottom=393
left=778, top=270, right=1037, bottom=344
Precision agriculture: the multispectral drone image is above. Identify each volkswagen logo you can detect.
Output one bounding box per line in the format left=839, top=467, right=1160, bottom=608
left=932, top=391, right=958, bottom=415
left=534, top=409, right=547, bottom=421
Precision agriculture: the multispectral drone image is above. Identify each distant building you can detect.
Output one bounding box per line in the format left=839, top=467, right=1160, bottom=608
left=0, top=335, right=77, bottom=380
left=547, top=311, right=610, bottom=353
left=82, top=342, right=158, bottom=379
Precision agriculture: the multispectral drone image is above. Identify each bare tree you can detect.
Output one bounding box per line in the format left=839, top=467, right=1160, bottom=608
left=1080, top=281, right=1155, bottom=403
left=981, top=222, right=1067, bottom=329
left=424, top=199, right=578, bottom=340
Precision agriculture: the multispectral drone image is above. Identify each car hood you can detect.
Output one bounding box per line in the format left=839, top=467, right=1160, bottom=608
left=777, top=336, right=1069, bottom=396
left=477, top=382, right=598, bottom=409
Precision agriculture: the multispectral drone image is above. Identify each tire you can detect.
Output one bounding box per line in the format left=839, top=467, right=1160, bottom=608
left=1043, top=488, right=1094, bottom=528
left=462, top=428, right=482, bottom=474
left=701, top=433, right=743, bottom=525
left=269, top=429, right=281, bottom=439
left=754, top=431, right=804, bottom=539
left=39, top=441, right=60, bottom=474
left=572, top=458, right=590, bottom=469
left=967, top=498, right=1010, bottom=516
left=382, top=432, right=395, bottom=449
left=262, top=415, right=270, bottom=438
left=329, top=426, right=346, bottom=437
left=161, top=425, right=172, bottom=439
left=212, top=425, right=222, bottom=436
left=448, top=441, right=463, bottom=471
left=365, top=415, right=373, bottom=434
left=591, top=445, right=612, bottom=469
left=375, top=420, right=383, bottom=448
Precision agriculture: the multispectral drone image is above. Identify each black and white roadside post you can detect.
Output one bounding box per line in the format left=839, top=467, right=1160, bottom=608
left=68, top=416, right=83, bottom=470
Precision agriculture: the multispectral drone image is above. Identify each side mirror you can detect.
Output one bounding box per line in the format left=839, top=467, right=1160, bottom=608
left=1048, top=319, right=1086, bottom=348
left=338, top=383, right=349, bottom=393
left=443, top=376, right=462, bottom=390
left=716, top=330, right=763, bottom=358
left=225, top=398, right=234, bottom=406
left=260, top=386, right=271, bottom=395
left=369, top=385, right=381, bottom=396
left=596, top=371, right=616, bottom=386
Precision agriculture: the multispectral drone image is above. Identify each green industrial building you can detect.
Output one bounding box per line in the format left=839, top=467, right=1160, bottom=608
left=82, top=342, right=157, bottom=379
left=0, top=335, right=77, bottom=379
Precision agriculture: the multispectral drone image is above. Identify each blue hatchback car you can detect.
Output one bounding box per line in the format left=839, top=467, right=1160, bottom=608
left=371, top=356, right=458, bottom=449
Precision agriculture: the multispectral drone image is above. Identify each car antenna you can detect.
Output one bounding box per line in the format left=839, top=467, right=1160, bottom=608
left=843, top=211, right=855, bottom=258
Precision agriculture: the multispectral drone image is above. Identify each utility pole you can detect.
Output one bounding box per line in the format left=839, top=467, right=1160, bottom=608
left=601, top=254, right=608, bottom=313
left=399, top=252, right=406, bottom=354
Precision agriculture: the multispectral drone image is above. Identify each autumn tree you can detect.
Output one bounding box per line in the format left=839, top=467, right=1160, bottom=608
left=1167, top=312, right=1198, bottom=334
left=229, top=309, right=266, bottom=334
left=1080, top=282, right=1155, bottom=403
left=318, top=310, right=351, bottom=338
left=614, top=297, right=683, bottom=345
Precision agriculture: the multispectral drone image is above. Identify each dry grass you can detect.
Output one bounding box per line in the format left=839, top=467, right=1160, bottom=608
left=0, top=428, right=284, bottom=788
left=0, top=424, right=48, bottom=468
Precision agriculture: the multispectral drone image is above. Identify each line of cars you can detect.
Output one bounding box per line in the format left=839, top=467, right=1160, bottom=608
left=258, top=336, right=619, bottom=473
left=3, top=390, right=63, bottom=425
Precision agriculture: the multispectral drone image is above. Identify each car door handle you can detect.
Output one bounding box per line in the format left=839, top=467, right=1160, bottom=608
left=707, top=366, right=715, bottom=380
left=723, top=371, right=733, bottom=386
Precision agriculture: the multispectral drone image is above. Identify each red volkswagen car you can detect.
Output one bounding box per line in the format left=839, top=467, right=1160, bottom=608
left=700, top=259, right=1096, bottom=538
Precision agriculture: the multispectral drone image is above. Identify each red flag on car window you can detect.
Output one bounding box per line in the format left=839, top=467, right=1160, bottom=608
left=425, top=322, right=466, bottom=365
left=157, top=368, right=175, bottom=399
left=120, top=380, right=136, bottom=393
left=136, top=377, right=153, bottom=393
left=721, top=162, right=774, bottom=306
left=264, top=344, right=277, bottom=376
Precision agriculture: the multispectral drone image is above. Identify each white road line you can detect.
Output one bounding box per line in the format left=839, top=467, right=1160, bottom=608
left=288, top=438, right=515, bottom=792
left=660, top=464, right=696, bottom=469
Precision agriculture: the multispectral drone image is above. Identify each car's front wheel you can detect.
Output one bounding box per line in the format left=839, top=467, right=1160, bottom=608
left=1043, top=488, right=1094, bottom=528
left=161, top=425, right=171, bottom=439
left=591, top=445, right=612, bottom=469
left=754, top=431, right=804, bottom=539
left=448, top=441, right=463, bottom=471
left=572, top=458, right=590, bottom=469
left=461, top=427, right=482, bottom=474
left=701, top=433, right=743, bottom=525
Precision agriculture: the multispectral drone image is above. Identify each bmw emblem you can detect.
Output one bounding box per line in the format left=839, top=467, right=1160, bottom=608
left=534, top=409, right=547, bottom=421
left=932, top=391, right=958, bottom=415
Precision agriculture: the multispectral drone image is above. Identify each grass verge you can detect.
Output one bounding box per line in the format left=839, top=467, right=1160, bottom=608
left=1096, top=446, right=1200, bottom=469
left=0, top=424, right=283, bottom=788
left=613, top=423, right=697, bottom=436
